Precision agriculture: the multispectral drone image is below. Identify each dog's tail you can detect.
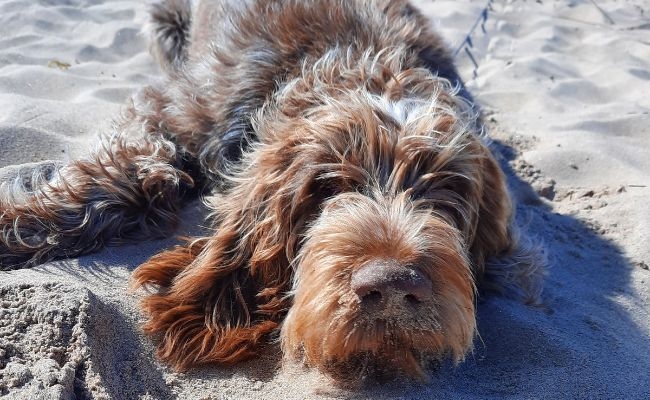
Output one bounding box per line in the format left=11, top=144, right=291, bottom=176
left=148, top=0, right=192, bottom=71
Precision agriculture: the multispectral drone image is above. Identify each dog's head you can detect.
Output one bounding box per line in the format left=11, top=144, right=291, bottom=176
left=229, top=54, right=514, bottom=382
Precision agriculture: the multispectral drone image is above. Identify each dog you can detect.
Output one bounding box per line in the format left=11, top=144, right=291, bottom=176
left=0, top=0, right=544, bottom=383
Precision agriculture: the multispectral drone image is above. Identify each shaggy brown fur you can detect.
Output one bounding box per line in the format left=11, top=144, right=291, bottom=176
left=0, top=0, right=544, bottom=383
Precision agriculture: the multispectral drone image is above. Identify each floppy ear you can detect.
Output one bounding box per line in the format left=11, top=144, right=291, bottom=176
left=130, top=209, right=291, bottom=370
left=469, top=144, right=545, bottom=304
left=468, top=143, right=512, bottom=265
left=130, top=140, right=326, bottom=369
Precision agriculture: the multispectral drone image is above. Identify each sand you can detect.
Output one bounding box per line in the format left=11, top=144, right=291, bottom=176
left=1, top=0, right=649, bottom=399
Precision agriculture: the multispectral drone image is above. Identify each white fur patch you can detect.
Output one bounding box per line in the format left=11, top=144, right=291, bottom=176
left=374, top=96, right=431, bottom=125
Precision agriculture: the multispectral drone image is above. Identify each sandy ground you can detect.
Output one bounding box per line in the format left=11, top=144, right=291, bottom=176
left=0, top=0, right=649, bottom=399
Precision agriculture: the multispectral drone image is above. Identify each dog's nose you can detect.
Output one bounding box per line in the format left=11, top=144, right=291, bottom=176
left=351, top=261, right=432, bottom=307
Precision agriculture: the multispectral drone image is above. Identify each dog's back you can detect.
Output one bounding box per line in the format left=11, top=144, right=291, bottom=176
left=148, top=0, right=468, bottom=168
left=150, top=1, right=463, bottom=82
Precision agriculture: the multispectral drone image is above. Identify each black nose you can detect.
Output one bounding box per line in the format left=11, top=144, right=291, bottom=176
left=351, top=261, right=432, bottom=307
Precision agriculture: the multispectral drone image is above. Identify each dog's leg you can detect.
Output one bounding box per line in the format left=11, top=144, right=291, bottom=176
left=148, top=0, right=192, bottom=71
left=0, top=94, right=199, bottom=270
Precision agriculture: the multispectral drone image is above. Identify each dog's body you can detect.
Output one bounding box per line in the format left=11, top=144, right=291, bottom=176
left=0, top=0, right=544, bottom=382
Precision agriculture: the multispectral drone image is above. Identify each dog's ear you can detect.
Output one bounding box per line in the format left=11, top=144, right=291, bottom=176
left=130, top=218, right=289, bottom=369
left=468, top=144, right=512, bottom=265
left=130, top=153, right=323, bottom=369
left=469, top=144, right=545, bottom=304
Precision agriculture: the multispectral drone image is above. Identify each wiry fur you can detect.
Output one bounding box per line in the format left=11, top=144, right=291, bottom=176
left=0, top=0, right=545, bottom=383
left=147, top=0, right=192, bottom=70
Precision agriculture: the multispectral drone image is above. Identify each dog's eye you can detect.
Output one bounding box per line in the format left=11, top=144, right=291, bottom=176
left=312, top=179, right=343, bottom=200
left=411, top=184, right=450, bottom=201
left=411, top=186, right=469, bottom=227
left=410, top=187, right=428, bottom=201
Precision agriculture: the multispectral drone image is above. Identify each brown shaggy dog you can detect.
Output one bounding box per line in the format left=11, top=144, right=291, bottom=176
left=0, top=0, right=544, bottom=383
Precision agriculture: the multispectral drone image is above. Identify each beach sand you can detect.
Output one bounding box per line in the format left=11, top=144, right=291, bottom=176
left=1, top=0, right=648, bottom=398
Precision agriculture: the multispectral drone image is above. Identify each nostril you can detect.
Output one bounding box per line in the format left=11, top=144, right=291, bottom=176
left=361, top=290, right=383, bottom=304
left=404, top=294, right=421, bottom=305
